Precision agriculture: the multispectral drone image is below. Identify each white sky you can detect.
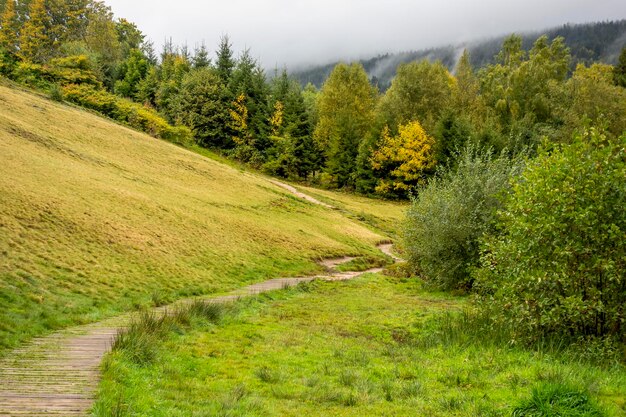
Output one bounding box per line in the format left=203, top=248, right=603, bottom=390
left=104, top=0, right=626, bottom=69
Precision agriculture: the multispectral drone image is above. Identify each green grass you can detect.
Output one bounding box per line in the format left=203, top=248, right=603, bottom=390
left=295, top=185, right=408, bottom=239
left=94, top=275, right=626, bottom=416
left=0, top=84, right=397, bottom=352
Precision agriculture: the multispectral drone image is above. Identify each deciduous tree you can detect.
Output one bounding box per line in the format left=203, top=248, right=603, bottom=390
left=314, top=63, right=376, bottom=188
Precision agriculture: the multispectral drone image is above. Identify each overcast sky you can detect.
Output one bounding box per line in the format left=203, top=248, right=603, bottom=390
left=105, top=0, right=626, bottom=69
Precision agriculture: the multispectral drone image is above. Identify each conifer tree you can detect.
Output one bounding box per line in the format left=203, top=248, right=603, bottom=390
left=0, top=0, right=19, bottom=55
left=216, top=35, right=235, bottom=83
left=193, top=43, right=211, bottom=69
left=19, top=0, right=52, bottom=63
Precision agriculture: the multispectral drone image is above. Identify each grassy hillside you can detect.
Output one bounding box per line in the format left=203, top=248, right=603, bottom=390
left=294, top=185, right=407, bottom=239
left=0, top=84, right=390, bottom=352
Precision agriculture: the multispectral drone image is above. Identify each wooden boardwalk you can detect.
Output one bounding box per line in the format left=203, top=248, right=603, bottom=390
left=0, top=245, right=397, bottom=416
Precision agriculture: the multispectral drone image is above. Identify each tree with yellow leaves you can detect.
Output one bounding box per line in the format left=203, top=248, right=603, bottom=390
left=269, top=100, right=284, bottom=136
left=18, top=0, right=52, bottom=63
left=230, top=93, right=249, bottom=146
left=0, top=0, right=19, bottom=55
left=371, top=120, right=436, bottom=197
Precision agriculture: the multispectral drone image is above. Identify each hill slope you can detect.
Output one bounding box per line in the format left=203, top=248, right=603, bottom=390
left=294, top=20, right=626, bottom=89
left=0, top=83, right=389, bottom=351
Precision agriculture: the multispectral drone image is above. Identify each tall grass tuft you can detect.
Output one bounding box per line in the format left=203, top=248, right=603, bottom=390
left=512, top=383, right=606, bottom=417
left=112, top=301, right=227, bottom=365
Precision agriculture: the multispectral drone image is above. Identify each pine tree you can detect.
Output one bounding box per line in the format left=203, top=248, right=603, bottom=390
left=141, top=39, right=157, bottom=66
left=230, top=49, right=271, bottom=153
left=19, top=0, right=52, bottom=63
left=0, top=0, right=19, bottom=54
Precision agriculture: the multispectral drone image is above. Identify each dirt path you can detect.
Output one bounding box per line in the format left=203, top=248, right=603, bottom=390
left=270, top=180, right=334, bottom=209
left=0, top=185, right=401, bottom=416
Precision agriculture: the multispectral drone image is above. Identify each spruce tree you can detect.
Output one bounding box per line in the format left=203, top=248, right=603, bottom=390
left=215, top=35, right=235, bottom=83
left=193, top=43, right=211, bottom=69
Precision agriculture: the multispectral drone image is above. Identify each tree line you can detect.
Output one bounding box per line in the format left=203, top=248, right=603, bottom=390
left=1, top=0, right=626, bottom=199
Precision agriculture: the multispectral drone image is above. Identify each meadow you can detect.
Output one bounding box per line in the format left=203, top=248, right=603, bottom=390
left=95, top=274, right=626, bottom=416
left=0, top=84, right=389, bottom=352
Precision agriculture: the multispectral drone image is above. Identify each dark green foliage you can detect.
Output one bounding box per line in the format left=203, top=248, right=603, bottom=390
left=512, top=384, right=605, bottom=417
left=475, top=127, right=626, bottom=343
left=216, top=35, right=235, bottom=83
left=0, top=47, right=17, bottom=76
left=193, top=43, right=211, bottom=69
left=262, top=70, right=322, bottom=179
left=48, top=83, right=63, bottom=101
left=404, top=146, right=524, bottom=290
left=174, top=68, right=233, bottom=148
left=354, top=131, right=379, bottom=194
left=433, top=111, right=473, bottom=166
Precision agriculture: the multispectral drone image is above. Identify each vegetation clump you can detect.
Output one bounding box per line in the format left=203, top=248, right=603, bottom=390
left=404, top=146, right=524, bottom=290
left=475, top=127, right=625, bottom=346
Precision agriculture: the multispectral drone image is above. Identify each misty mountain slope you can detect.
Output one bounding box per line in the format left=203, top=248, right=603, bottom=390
left=294, top=19, right=626, bottom=89
left=0, top=83, right=388, bottom=352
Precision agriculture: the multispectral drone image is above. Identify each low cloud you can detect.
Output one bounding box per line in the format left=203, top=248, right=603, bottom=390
left=105, top=0, right=626, bottom=69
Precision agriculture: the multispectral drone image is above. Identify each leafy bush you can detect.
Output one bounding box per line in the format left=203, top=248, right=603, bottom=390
left=475, top=127, right=625, bottom=344
left=403, top=146, right=524, bottom=290
left=62, top=84, right=192, bottom=145
left=512, top=383, right=605, bottom=417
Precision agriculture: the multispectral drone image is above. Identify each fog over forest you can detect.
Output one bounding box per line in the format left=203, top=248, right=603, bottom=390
left=106, top=0, right=626, bottom=68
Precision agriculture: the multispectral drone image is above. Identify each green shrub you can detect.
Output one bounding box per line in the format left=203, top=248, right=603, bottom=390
left=475, top=127, right=625, bottom=344
left=61, top=83, right=192, bottom=145
left=48, top=55, right=101, bottom=86
left=403, top=146, right=524, bottom=290
left=512, top=383, right=605, bottom=417
left=48, top=83, right=63, bottom=102
left=13, top=61, right=51, bottom=89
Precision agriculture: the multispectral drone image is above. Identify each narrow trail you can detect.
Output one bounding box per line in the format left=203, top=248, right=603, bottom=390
left=0, top=183, right=401, bottom=417
left=269, top=180, right=335, bottom=209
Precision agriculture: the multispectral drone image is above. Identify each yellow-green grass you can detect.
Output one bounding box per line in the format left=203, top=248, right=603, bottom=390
left=94, top=275, right=626, bottom=416
left=295, top=185, right=408, bottom=238
left=0, top=84, right=392, bottom=352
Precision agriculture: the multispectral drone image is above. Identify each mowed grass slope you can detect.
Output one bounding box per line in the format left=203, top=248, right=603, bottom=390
left=295, top=185, right=408, bottom=238
left=0, top=84, right=386, bottom=351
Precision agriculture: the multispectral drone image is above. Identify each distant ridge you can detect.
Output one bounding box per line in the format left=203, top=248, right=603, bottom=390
left=292, top=20, right=626, bottom=90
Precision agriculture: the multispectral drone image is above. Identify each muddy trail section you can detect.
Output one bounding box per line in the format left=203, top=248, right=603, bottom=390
left=0, top=183, right=401, bottom=416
